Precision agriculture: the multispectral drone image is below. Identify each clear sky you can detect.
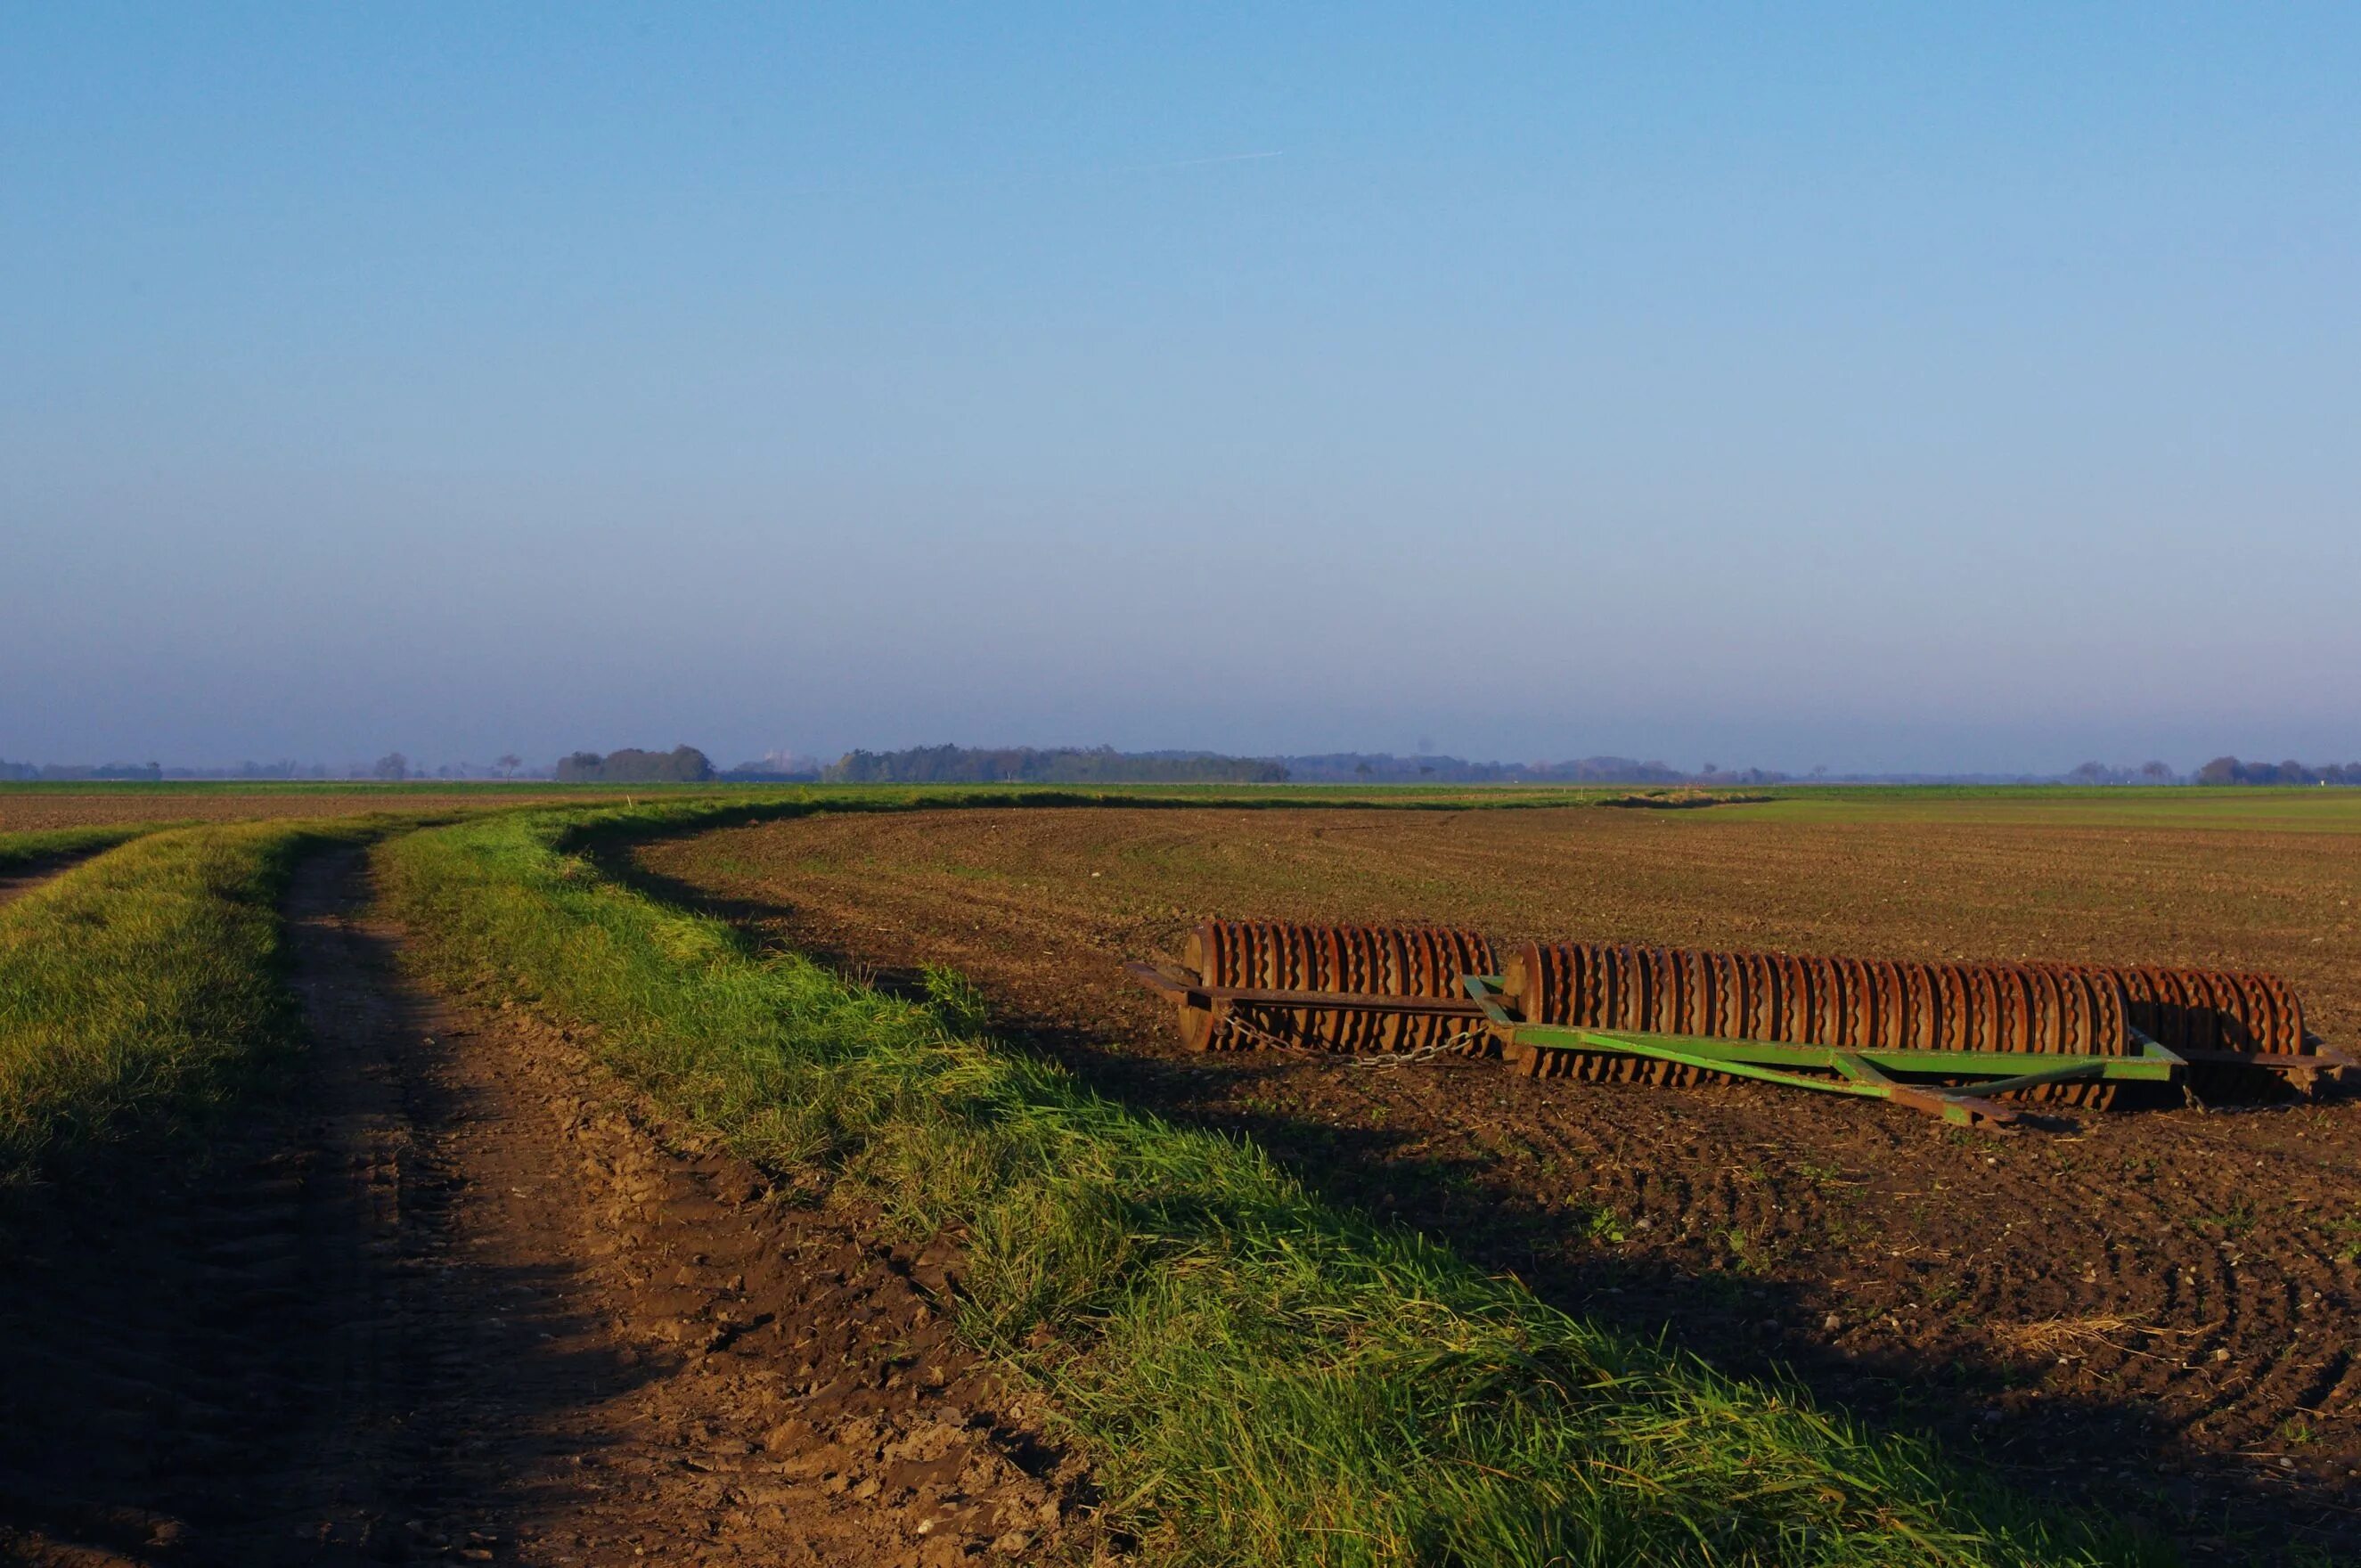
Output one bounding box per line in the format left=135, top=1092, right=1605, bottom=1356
left=4, top=4, right=2355, bottom=773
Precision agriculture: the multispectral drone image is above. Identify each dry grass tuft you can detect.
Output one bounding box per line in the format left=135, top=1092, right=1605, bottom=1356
left=1996, top=1315, right=2149, bottom=1357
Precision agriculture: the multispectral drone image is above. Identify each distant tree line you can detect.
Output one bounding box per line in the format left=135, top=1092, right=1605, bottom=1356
left=233, top=760, right=331, bottom=780
left=2063, top=761, right=2182, bottom=785
left=806, top=747, right=2361, bottom=788
left=716, top=750, right=824, bottom=782
left=1275, top=753, right=1789, bottom=785
left=813, top=746, right=1798, bottom=787
left=8, top=746, right=2353, bottom=789
left=0, top=760, right=163, bottom=782
left=554, top=746, right=715, bottom=784
left=821, top=745, right=1289, bottom=785
left=2192, top=756, right=2361, bottom=786
left=2061, top=758, right=2361, bottom=786
left=360, top=753, right=531, bottom=781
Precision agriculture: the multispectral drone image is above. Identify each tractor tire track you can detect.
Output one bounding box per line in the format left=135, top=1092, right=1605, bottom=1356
left=0, top=846, right=1091, bottom=1566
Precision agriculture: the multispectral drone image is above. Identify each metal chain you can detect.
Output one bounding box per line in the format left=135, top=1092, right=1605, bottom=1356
left=1345, top=1030, right=1488, bottom=1069
left=1213, top=1009, right=1488, bottom=1068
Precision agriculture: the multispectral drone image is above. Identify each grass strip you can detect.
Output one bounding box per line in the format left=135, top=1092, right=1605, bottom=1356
left=0, top=821, right=363, bottom=1185
left=0, top=824, right=161, bottom=874
left=381, top=804, right=2164, bottom=1568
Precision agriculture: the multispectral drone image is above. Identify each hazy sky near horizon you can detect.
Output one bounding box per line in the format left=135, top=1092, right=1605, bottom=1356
left=4, top=4, right=2357, bottom=773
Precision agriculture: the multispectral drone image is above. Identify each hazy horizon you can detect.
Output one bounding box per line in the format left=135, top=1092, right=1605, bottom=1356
left=0, top=739, right=2329, bottom=786
left=7, top=6, right=2356, bottom=776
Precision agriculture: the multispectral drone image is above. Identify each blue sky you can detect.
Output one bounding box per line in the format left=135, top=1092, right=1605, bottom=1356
left=4, top=4, right=2355, bottom=772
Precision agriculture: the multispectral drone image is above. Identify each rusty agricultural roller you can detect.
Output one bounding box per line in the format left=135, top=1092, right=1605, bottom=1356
left=1126, top=919, right=2340, bottom=1128
left=2037, top=962, right=2307, bottom=1057
left=1128, top=919, right=1495, bottom=1054
left=1496, top=942, right=2136, bottom=1110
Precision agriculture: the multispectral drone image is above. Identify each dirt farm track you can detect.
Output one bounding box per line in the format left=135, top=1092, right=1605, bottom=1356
left=0, top=845, right=1087, bottom=1566
left=630, top=794, right=2361, bottom=1555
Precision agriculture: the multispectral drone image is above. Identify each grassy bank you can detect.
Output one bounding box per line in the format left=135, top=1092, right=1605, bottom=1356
left=0, top=824, right=159, bottom=874
left=0, top=821, right=359, bottom=1184
left=381, top=803, right=2156, bottom=1567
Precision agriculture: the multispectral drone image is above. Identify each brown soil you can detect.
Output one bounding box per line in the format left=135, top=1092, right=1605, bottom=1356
left=631, top=803, right=2361, bottom=1558
left=0, top=847, right=1090, bottom=1566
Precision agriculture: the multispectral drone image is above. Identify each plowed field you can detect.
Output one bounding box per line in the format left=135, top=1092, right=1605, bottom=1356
left=633, top=795, right=2361, bottom=1557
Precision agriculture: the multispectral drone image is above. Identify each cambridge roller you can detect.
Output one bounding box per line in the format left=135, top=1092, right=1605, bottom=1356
left=1176, top=919, right=1495, bottom=1053
left=1126, top=918, right=2333, bottom=1125
left=1497, top=941, right=2134, bottom=1107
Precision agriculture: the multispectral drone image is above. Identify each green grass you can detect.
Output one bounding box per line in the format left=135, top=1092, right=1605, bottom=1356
left=382, top=801, right=2161, bottom=1567
left=1714, top=788, right=2361, bottom=832
left=14, top=775, right=2343, bottom=840
left=0, top=821, right=359, bottom=1184
left=0, top=824, right=161, bottom=873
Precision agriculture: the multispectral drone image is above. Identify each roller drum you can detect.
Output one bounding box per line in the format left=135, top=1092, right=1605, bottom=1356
left=1503, top=939, right=2134, bottom=1105
left=2025, top=960, right=2308, bottom=1101
left=1183, top=919, right=1496, bottom=1054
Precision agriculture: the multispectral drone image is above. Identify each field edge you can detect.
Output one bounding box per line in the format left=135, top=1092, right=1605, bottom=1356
left=377, top=799, right=2168, bottom=1568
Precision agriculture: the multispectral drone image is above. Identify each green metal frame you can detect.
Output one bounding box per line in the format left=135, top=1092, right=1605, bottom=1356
left=1461, top=976, right=2185, bottom=1127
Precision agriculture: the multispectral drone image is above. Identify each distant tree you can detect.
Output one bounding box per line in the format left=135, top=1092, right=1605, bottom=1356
left=556, top=746, right=715, bottom=784
left=2189, top=756, right=2358, bottom=786
left=495, top=753, right=522, bottom=779
left=2068, top=761, right=2112, bottom=785
left=820, top=745, right=1285, bottom=786
left=372, top=751, right=409, bottom=781
left=2137, top=760, right=2177, bottom=784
